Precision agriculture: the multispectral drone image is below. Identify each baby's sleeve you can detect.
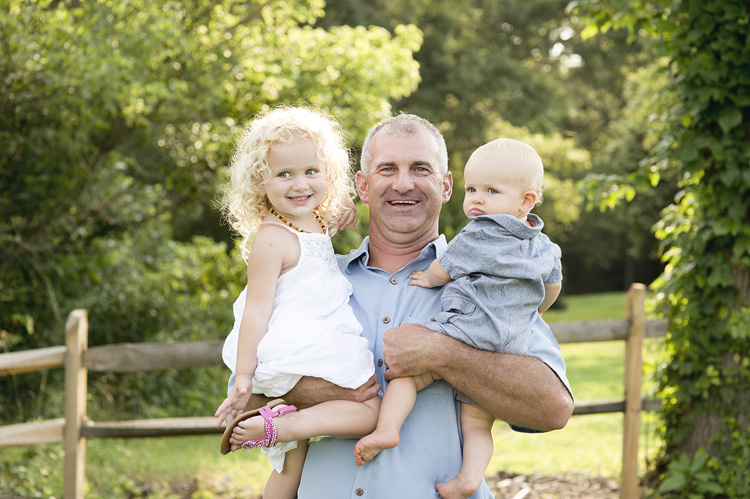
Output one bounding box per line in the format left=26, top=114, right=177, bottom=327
left=544, top=242, right=563, bottom=284
left=438, top=224, right=487, bottom=279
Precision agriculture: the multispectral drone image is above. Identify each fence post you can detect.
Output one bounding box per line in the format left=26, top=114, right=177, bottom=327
left=621, top=284, right=646, bottom=498
left=64, top=310, right=88, bottom=499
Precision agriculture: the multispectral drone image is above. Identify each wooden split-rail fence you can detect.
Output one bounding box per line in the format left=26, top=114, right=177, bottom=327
left=0, top=283, right=666, bottom=498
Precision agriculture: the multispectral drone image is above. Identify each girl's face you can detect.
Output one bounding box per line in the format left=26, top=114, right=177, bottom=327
left=462, top=154, right=528, bottom=219
left=264, top=137, right=326, bottom=224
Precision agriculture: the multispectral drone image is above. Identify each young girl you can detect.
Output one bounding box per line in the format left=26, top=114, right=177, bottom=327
left=214, top=106, right=380, bottom=499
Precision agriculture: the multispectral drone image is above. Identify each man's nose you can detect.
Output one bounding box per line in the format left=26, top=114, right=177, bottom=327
left=392, top=169, right=414, bottom=191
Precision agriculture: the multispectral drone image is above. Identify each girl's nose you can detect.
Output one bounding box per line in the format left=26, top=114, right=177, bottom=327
left=291, top=176, right=308, bottom=190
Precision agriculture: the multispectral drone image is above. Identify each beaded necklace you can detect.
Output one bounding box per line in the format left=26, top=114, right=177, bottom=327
left=270, top=207, right=327, bottom=234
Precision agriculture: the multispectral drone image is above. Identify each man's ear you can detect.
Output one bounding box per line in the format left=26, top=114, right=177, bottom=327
left=520, top=189, right=538, bottom=212
left=355, top=171, right=369, bottom=203
left=442, top=171, right=453, bottom=204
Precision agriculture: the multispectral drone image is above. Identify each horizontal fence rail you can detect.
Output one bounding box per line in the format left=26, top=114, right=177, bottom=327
left=0, top=283, right=664, bottom=499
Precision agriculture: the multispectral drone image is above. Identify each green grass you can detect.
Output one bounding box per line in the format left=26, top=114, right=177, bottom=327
left=544, top=291, right=630, bottom=323
left=2, top=290, right=666, bottom=496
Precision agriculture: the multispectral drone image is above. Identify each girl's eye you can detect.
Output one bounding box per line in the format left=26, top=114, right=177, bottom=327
left=305, top=168, right=319, bottom=176
left=278, top=172, right=291, bottom=179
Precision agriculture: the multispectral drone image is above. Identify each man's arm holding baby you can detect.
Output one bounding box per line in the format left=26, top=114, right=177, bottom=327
left=382, top=323, right=573, bottom=432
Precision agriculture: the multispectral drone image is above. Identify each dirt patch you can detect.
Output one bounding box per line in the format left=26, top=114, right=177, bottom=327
left=487, top=471, right=622, bottom=498
left=165, top=472, right=627, bottom=498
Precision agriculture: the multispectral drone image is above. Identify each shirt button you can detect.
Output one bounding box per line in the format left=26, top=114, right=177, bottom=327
left=377, top=359, right=383, bottom=367
left=356, top=488, right=364, bottom=496
left=382, top=316, right=391, bottom=324
left=390, top=277, right=398, bottom=285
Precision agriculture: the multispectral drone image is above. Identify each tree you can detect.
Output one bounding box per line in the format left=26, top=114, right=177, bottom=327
left=572, top=0, right=750, bottom=495
left=0, top=0, right=421, bottom=421
left=321, top=0, right=660, bottom=292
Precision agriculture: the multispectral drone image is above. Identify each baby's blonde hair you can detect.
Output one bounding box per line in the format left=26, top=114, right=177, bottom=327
left=221, top=106, right=355, bottom=238
left=472, top=138, right=544, bottom=205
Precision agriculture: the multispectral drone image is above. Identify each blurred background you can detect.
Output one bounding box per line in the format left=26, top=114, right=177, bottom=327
left=2, top=0, right=668, bottom=442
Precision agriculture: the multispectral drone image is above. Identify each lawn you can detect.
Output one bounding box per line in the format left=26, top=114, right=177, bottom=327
left=1, top=290, right=666, bottom=497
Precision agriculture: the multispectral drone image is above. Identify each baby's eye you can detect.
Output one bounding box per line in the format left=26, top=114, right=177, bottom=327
left=466, top=187, right=476, bottom=193
left=488, top=188, right=498, bottom=194
left=305, top=168, right=319, bottom=176
left=278, top=172, right=291, bottom=179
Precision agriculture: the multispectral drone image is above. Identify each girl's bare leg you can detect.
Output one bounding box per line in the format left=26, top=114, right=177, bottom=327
left=262, top=439, right=308, bottom=499
left=353, top=371, right=440, bottom=465
left=435, top=403, right=495, bottom=499
left=229, top=397, right=380, bottom=451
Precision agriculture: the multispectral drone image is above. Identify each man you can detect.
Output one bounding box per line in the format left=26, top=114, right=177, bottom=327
left=290, top=114, right=573, bottom=497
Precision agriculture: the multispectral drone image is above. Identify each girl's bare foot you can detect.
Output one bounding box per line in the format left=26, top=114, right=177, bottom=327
left=228, top=414, right=269, bottom=452
left=353, top=430, right=400, bottom=466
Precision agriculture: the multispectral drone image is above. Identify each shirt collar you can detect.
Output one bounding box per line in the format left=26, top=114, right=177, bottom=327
left=342, top=235, right=447, bottom=274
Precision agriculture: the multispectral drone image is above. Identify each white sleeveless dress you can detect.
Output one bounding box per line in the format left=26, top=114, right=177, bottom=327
left=221, top=223, right=375, bottom=471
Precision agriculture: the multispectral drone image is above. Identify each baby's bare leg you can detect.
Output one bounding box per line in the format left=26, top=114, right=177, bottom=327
left=262, top=439, right=308, bottom=499
left=354, top=371, right=440, bottom=465
left=435, top=403, right=495, bottom=499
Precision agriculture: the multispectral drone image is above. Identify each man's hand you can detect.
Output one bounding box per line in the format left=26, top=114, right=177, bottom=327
left=382, top=323, right=445, bottom=380
left=214, top=374, right=253, bottom=428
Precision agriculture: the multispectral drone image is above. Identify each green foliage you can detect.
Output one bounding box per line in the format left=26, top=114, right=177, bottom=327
left=322, top=0, right=659, bottom=292
left=572, top=0, right=750, bottom=496
left=656, top=449, right=723, bottom=498
left=1, top=0, right=420, bottom=422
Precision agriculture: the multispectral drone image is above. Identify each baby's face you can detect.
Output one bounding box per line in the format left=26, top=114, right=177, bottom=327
left=462, top=155, right=527, bottom=219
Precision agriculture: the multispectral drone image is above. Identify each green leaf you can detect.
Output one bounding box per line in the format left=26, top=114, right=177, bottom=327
left=718, top=107, right=742, bottom=134
left=658, top=473, right=687, bottom=493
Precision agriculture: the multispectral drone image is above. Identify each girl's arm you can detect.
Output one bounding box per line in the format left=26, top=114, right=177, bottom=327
left=215, top=226, right=298, bottom=427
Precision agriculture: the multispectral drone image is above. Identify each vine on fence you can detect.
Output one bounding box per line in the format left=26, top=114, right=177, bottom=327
left=572, top=0, right=750, bottom=496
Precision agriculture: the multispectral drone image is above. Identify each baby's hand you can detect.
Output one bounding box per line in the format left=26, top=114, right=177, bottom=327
left=409, top=270, right=436, bottom=288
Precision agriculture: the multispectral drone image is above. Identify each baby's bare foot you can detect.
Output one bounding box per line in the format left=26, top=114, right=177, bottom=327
left=435, top=473, right=481, bottom=499
left=353, top=431, right=400, bottom=466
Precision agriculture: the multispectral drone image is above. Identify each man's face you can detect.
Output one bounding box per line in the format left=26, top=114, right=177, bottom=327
left=356, top=128, right=452, bottom=244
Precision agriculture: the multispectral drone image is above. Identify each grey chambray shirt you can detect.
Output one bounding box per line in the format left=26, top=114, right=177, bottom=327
left=297, top=234, right=570, bottom=499
left=429, top=213, right=562, bottom=357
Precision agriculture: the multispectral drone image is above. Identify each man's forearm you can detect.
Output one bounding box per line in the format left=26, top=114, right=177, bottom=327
left=432, top=335, right=572, bottom=431
left=246, top=374, right=380, bottom=411
left=382, top=324, right=573, bottom=431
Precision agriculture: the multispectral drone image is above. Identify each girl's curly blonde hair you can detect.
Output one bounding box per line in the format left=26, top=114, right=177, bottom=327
left=221, top=106, right=355, bottom=239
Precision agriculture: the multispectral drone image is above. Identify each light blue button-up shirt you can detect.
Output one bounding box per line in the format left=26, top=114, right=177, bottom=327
left=297, top=235, right=570, bottom=498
